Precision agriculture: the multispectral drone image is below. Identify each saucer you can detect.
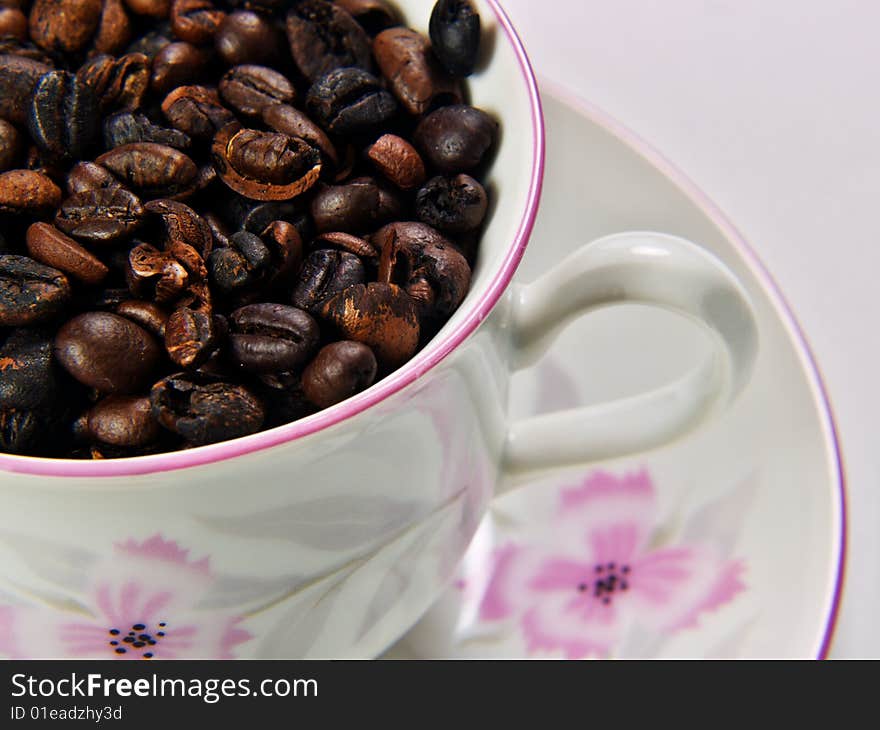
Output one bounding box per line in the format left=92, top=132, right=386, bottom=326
left=385, top=84, right=845, bottom=659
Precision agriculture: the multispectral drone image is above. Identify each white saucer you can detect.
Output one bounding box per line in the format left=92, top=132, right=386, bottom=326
left=385, top=84, right=845, bottom=659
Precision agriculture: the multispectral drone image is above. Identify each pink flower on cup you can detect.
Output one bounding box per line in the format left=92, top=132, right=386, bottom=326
left=476, top=470, right=745, bottom=658
left=0, top=535, right=249, bottom=659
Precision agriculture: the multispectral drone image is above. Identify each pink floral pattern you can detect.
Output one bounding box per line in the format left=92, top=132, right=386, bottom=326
left=472, top=470, right=745, bottom=658
left=0, top=535, right=249, bottom=659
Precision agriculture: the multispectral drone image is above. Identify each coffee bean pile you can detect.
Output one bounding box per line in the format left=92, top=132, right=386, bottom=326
left=0, top=0, right=497, bottom=458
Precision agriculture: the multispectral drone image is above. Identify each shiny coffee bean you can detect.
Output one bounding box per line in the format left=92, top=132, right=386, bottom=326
left=207, top=229, right=269, bottom=295
left=429, top=0, right=481, bottom=77
left=123, top=0, right=171, bottom=18
left=0, top=169, right=61, bottom=214
left=375, top=221, right=471, bottom=319
left=228, top=303, right=318, bottom=373
left=104, top=110, right=192, bottom=151
left=262, top=103, right=338, bottom=171
left=161, top=85, right=235, bottom=140
left=305, top=67, right=398, bottom=137
left=219, top=64, right=294, bottom=117
left=373, top=26, right=461, bottom=116
left=0, top=8, right=28, bottom=40
left=150, top=372, right=265, bottom=445
left=0, top=119, right=22, bottom=172
left=301, top=340, right=377, bottom=408
left=221, top=195, right=301, bottom=235
left=415, top=174, right=487, bottom=233
left=215, top=10, right=280, bottom=67
left=85, top=395, right=161, bottom=447
left=366, top=134, right=426, bottom=190
left=0, top=54, right=52, bottom=126
left=77, top=53, right=150, bottom=114
left=291, top=248, right=364, bottom=314
left=285, top=0, right=372, bottom=83
left=96, top=143, right=199, bottom=199
left=54, top=311, right=161, bottom=393
left=414, top=104, right=498, bottom=173
left=28, top=0, right=103, bottom=54
left=0, top=254, right=70, bottom=325
left=116, top=299, right=168, bottom=338
left=150, top=41, right=210, bottom=95
left=212, top=124, right=322, bottom=201
left=319, top=282, right=419, bottom=370
left=165, top=304, right=216, bottom=367
left=310, top=177, right=400, bottom=233
left=171, top=0, right=225, bottom=45
left=26, top=222, right=109, bottom=284
left=66, top=161, right=123, bottom=196
left=55, top=186, right=145, bottom=244
left=335, top=0, right=399, bottom=36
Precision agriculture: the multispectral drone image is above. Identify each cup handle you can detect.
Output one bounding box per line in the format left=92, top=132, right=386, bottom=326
left=497, top=231, right=758, bottom=491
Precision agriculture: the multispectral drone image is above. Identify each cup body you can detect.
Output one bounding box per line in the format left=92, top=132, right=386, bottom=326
left=0, top=0, right=545, bottom=659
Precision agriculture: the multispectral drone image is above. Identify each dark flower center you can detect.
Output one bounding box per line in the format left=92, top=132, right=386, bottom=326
left=577, top=563, right=631, bottom=606
left=108, top=621, right=167, bottom=659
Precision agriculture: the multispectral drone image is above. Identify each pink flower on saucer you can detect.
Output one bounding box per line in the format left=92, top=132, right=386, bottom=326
left=477, top=470, right=745, bottom=658
left=0, top=535, right=249, bottom=659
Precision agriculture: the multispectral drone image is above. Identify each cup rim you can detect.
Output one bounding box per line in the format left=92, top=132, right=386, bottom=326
left=0, top=0, right=546, bottom=479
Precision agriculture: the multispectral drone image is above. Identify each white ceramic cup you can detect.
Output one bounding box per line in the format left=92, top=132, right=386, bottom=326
left=0, top=0, right=758, bottom=659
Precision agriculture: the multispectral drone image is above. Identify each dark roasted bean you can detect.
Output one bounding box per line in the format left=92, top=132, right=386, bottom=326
left=55, top=186, right=145, bottom=243
left=28, top=72, right=100, bottom=161
left=54, top=311, right=161, bottom=393
left=161, top=85, right=235, bottom=140
left=335, top=0, right=399, bottom=36
left=150, top=41, right=210, bottom=95
left=366, top=134, right=426, bottom=190
left=228, top=303, right=318, bottom=373
left=313, top=231, right=376, bottom=259
left=373, top=26, right=461, bottom=116
left=221, top=195, right=301, bottom=235
left=207, top=229, right=269, bottom=295
left=415, top=173, right=487, bottom=233
left=414, top=104, right=498, bottom=174
left=93, top=0, right=132, bottom=56
left=26, top=222, right=109, bottom=284
left=0, top=169, right=60, bottom=215
left=150, top=372, right=264, bottom=445
left=28, top=0, right=103, bottom=54
left=285, top=0, right=372, bottom=82
left=214, top=9, right=280, bottom=67
left=0, top=254, right=70, bottom=325
left=171, top=0, right=224, bottom=45
left=104, top=111, right=191, bottom=150
left=305, top=67, right=397, bottom=137
left=116, top=299, right=168, bottom=337
left=144, top=198, right=212, bottom=255
left=301, top=340, right=376, bottom=408
left=66, top=161, right=123, bottom=196
left=262, top=102, right=338, bottom=171
left=124, top=25, right=172, bottom=57
left=0, top=54, right=52, bottom=126
left=0, top=119, right=22, bottom=172
left=165, top=304, right=216, bottom=367
left=85, top=395, right=161, bottom=447
left=429, top=0, right=481, bottom=77
left=77, top=53, right=150, bottom=114
left=310, top=177, right=399, bottom=233
left=219, top=64, right=294, bottom=117
left=291, top=248, right=364, bottom=314
left=96, top=143, right=198, bottom=199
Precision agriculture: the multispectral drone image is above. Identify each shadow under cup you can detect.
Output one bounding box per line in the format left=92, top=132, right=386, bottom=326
left=0, top=0, right=545, bottom=659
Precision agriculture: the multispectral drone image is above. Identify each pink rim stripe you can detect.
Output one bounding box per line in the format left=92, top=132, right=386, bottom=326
left=0, top=0, right=546, bottom=479
left=538, top=79, right=847, bottom=661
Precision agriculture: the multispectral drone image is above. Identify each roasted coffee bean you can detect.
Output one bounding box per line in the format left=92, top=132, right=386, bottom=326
left=55, top=186, right=145, bottom=243
left=415, top=173, right=487, bottom=233
left=124, top=25, right=172, bottom=58
left=219, top=64, right=294, bottom=117
left=85, top=395, right=161, bottom=447
left=228, top=303, right=318, bottom=373
left=313, top=231, right=376, bottom=259
left=366, top=134, right=426, bottom=190
left=0, top=254, right=70, bottom=325
left=429, top=0, right=480, bottom=77
left=116, top=299, right=168, bottom=337
left=161, top=85, right=235, bottom=140
left=93, top=0, right=132, bottom=56
left=77, top=53, right=150, bottom=113
left=54, top=311, right=161, bottom=393
left=26, top=222, right=109, bottom=284
left=66, top=160, right=123, bottom=195
left=414, top=104, right=498, bottom=174
left=375, top=221, right=470, bottom=319
left=144, top=198, right=212, bottom=255
left=203, top=211, right=231, bottom=248
left=373, top=27, right=461, bottom=116
left=0, top=54, right=52, bottom=126
left=260, top=381, right=316, bottom=427
left=104, top=110, right=191, bottom=150
left=221, top=195, right=301, bottom=235
left=150, top=41, right=210, bottom=95
left=291, top=248, right=364, bottom=314
left=319, top=282, right=418, bottom=370
left=165, top=304, right=216, bottom=367
left=260, top=219, right=302, bottom=282
left=150, top=372, right=264, bottom=445
left=285, top=0, right=372, bottom=83
left=305, top=67, right=397, bottom=137
left=0, top=37, right=55, bottom=65
left=212, top=124, right=322, bottom=201
left=0, top=169, right=61, bottom=215
left=207, top=229, right=269, bottom=295
left=334, top=0, right=398, bottom=36
left=87, top=286, right=131, bottom=310
left=96, top=143, right=199, bottom=199
left=301, top=340, right=376, bottom=408
left=28, top=0, right=103, bottom=54
left=215, top=9, right=280, bottom=67
left=0, top=119, right=22, bottom=172
left=0, top=7, right=27, bottom=40
left=262, top=102, right=338, bottom=171
left=126, top=243, right=183, bottom=303
left=27, top=71, right=99, bottom=161
left=123, top=0, right=171, bottom=18
left=171, top=0, right=224, bottom=45
left=310, top=177, right=400, bottom=233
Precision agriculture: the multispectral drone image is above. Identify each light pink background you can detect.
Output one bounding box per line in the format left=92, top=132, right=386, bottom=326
left=501, top=0, right=876, bottom=657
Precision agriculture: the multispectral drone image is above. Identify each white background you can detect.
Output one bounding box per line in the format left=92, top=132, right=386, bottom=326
left=500, top=0, right=878, bottom=657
